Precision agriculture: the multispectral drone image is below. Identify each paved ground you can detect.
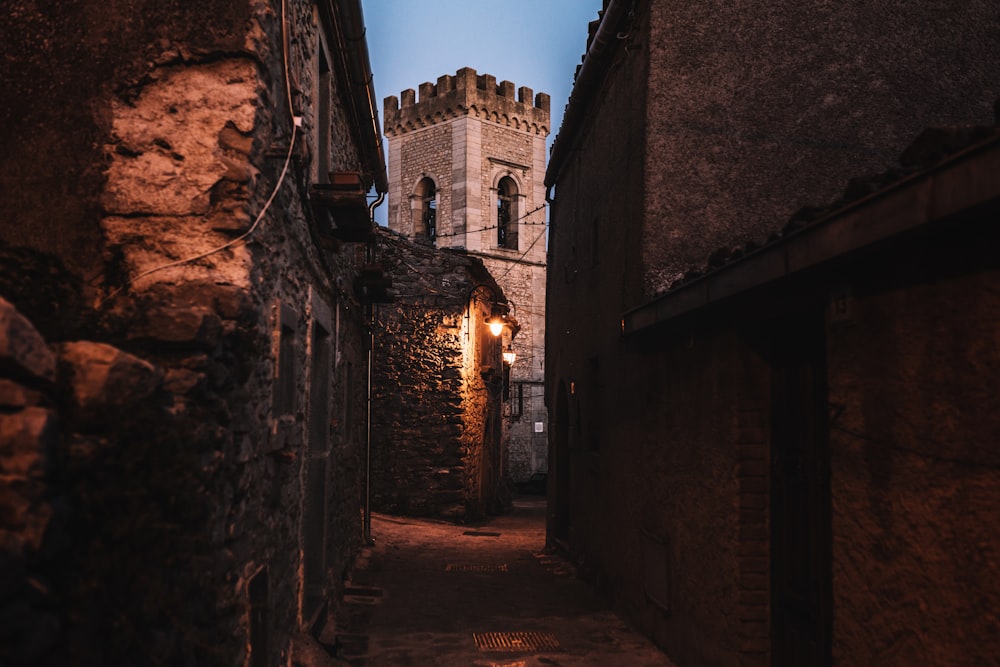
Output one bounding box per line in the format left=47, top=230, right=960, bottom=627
left=327, top=497, right=677, bottom=666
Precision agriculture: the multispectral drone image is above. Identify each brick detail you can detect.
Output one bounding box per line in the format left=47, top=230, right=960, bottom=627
left=737, top=407, right=770, bottom=667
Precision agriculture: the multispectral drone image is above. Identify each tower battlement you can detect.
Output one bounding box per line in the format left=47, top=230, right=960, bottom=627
left=384, top=67, right=550, bottom=137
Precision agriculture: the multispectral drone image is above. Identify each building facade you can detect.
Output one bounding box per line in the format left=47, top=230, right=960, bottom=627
left=545, top=1, right=1000, bottom=666
left=383, top=69, right=550, bottom=483
left=369, top=228, right=510, bottom=520
left=0, top=1, right=386, bottom=664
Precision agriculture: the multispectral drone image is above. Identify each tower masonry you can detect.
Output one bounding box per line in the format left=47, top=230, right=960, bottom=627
left=384, top=67, right=550, bottom=481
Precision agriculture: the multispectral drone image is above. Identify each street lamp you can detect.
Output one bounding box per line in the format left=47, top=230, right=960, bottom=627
left=502, top=346, right=516, bottom=366
left=489, top=319, right=505, bottom=337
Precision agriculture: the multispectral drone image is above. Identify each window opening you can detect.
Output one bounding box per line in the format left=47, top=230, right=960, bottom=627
left=425, top=199, right=436, bottom=244
left=497, top=177, right=518, bottom=249
left=416, top=177, right=436, bottom=245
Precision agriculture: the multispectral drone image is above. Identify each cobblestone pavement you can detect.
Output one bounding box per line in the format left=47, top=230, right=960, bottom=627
left=328, top=497, right=677, bottom=666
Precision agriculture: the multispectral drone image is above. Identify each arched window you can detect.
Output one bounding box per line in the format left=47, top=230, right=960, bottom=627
left=415, top=177, right=436, bottom=245
left=497, top=176, right=518, bottom=249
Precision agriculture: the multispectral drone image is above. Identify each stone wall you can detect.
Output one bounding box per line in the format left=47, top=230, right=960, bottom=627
left=370, top=228, right=508, bottom=520
left=640, top=0, right=1000, bottom=295
left=0, top=1, right=382, bottom=664
left=388, top=123, right=454, bottom=237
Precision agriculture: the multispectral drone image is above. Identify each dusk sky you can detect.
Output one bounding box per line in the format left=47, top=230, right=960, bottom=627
left=361, top=0, right=603, bottom=223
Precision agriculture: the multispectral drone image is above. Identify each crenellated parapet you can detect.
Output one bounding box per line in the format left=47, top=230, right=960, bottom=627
left=384, top=67, right=550, bottom=137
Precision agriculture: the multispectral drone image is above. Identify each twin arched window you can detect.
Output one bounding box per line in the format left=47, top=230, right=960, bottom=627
left=497, top=176, right=518, bottom=250
left=413, top=175, right=518, bottom=249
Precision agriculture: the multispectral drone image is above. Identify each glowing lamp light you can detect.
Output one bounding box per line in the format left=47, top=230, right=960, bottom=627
left=502, top=346, right=517, bottom=366
left=488, top=319, right=505, bottom=337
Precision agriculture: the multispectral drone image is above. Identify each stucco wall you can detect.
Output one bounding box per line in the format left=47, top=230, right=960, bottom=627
left=642, top=0, right=1000, bottom=294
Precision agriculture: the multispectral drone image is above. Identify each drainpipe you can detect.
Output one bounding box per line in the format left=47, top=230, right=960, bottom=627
left=363, top=193, right=385, bottom=547
left=364, top=309, right=375, bottom=546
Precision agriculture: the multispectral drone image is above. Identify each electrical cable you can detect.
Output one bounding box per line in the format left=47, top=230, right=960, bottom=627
left=494, top=222, right=548, bottom=284
left=431, top=203, right=547, bottom=240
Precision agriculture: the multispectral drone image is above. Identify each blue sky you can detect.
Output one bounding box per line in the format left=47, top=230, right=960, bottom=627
left=361, top=0, right=602, bottom=223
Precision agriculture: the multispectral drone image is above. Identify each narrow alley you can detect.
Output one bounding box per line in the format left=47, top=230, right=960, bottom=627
left=325, top=498, right=676, bottom=666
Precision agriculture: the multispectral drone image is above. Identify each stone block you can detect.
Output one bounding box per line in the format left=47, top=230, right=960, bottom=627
left=102, top=60, right=259, bottom=217
left=163, top=367, right=204, bottom=395
left=0, top=408, right=55, bottom=478
left=0, top=380, right=45, bottom=410
left=0, top=478, right=38, bottom=529
left=138, top=305, right=223, bottom=345
left=0, top=298, right=56, bottom=383
left=56, top=341, right=163, bottom=425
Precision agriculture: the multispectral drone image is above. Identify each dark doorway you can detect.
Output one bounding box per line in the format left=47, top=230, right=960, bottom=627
left=551, top=382, right=571, bottom=541
left=303, top=320, right=332, bottom=623
left=770, top=314, right=831, bottom=666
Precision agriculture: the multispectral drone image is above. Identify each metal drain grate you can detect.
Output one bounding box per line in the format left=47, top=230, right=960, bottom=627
left=473, top=631, right=560, bottom=653
left=463, top=530, right=501, bottom=537
left=445, top=563, right=509, bottom=573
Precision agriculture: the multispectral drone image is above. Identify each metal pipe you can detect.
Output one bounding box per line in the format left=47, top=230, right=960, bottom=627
left=363, top=307, right=375, bottom=545
left=362, top=194, right=385, bottom=547
left=368, top=190, right=385, bottom=219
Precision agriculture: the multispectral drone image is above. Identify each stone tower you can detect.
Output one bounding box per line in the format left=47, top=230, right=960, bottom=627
left=383, top=67, right=550, bottom=482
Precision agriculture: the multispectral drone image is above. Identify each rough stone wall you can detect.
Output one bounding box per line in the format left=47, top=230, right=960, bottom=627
left=0, top=293, right=253, bottom=665
left=0, top=0, right=254, bottom=287
left=0, top=298, right=60, bottom=664
left=370, top=229, right=507, bottom=520
left=0, top=1, right=376, bottom=664
left=641, top=0, right=1000, bottom=295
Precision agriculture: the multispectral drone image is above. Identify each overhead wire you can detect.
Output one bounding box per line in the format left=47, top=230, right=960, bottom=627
left=431, top=203, right=547, bottom=240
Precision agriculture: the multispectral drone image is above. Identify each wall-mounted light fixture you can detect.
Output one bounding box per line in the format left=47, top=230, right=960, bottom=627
left=470, top=284, right=516, bottom=340
left=502, top=346, right=517, bottom=366
left=488, top=301, right=508, bottom=337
